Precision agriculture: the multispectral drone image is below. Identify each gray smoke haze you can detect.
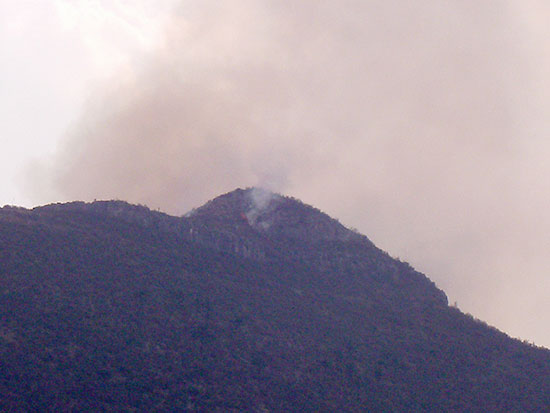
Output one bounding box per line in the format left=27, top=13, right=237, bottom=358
left=26, top=1, right=550, bottom=346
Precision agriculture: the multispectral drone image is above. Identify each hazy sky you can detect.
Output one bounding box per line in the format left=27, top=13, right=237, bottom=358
left=3, top=1, right=550, bottom=347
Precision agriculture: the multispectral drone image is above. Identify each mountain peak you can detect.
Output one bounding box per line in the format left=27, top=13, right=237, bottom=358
left=188, top=187, right=363, bottom=243
left=187, top=187, right=276, bottom=219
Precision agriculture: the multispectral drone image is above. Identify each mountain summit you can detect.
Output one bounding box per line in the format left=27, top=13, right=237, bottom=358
left=182, top=188, right=447, bottom=311
left=1, top=189, right=549, bottom=411
left=189, top=187, right=362, bottom=242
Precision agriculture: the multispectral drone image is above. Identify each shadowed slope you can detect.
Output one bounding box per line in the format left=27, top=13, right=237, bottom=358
left=0, top=188, right=549, bottom=411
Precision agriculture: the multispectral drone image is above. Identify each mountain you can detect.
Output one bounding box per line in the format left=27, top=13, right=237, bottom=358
left=0, top=187, right=549, bottom=411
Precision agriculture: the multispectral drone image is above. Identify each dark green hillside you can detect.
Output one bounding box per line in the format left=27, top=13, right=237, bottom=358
left=0, top=188, right=549, bottom=411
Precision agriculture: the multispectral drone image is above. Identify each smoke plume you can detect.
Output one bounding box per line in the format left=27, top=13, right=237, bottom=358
left=26, top=1, right=550, bottom=346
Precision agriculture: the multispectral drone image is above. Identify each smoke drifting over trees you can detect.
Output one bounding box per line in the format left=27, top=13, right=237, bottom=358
left=26, top=1, right=550, bottom=346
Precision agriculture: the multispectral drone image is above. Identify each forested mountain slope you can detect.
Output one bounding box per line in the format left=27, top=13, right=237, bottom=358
left=0, top=188, right=549, bottom=411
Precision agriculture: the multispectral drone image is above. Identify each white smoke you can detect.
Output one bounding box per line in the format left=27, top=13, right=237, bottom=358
left=245, top=187, right=279, bottom=229
left=22, top=0, right=550, bottom=347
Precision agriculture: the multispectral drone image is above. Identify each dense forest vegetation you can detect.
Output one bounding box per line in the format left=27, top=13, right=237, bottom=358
left=0, top=188, right=549, bottom=411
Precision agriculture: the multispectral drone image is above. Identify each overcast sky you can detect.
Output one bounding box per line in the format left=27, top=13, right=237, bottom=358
left=2, top=0, right=550, bottom=347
